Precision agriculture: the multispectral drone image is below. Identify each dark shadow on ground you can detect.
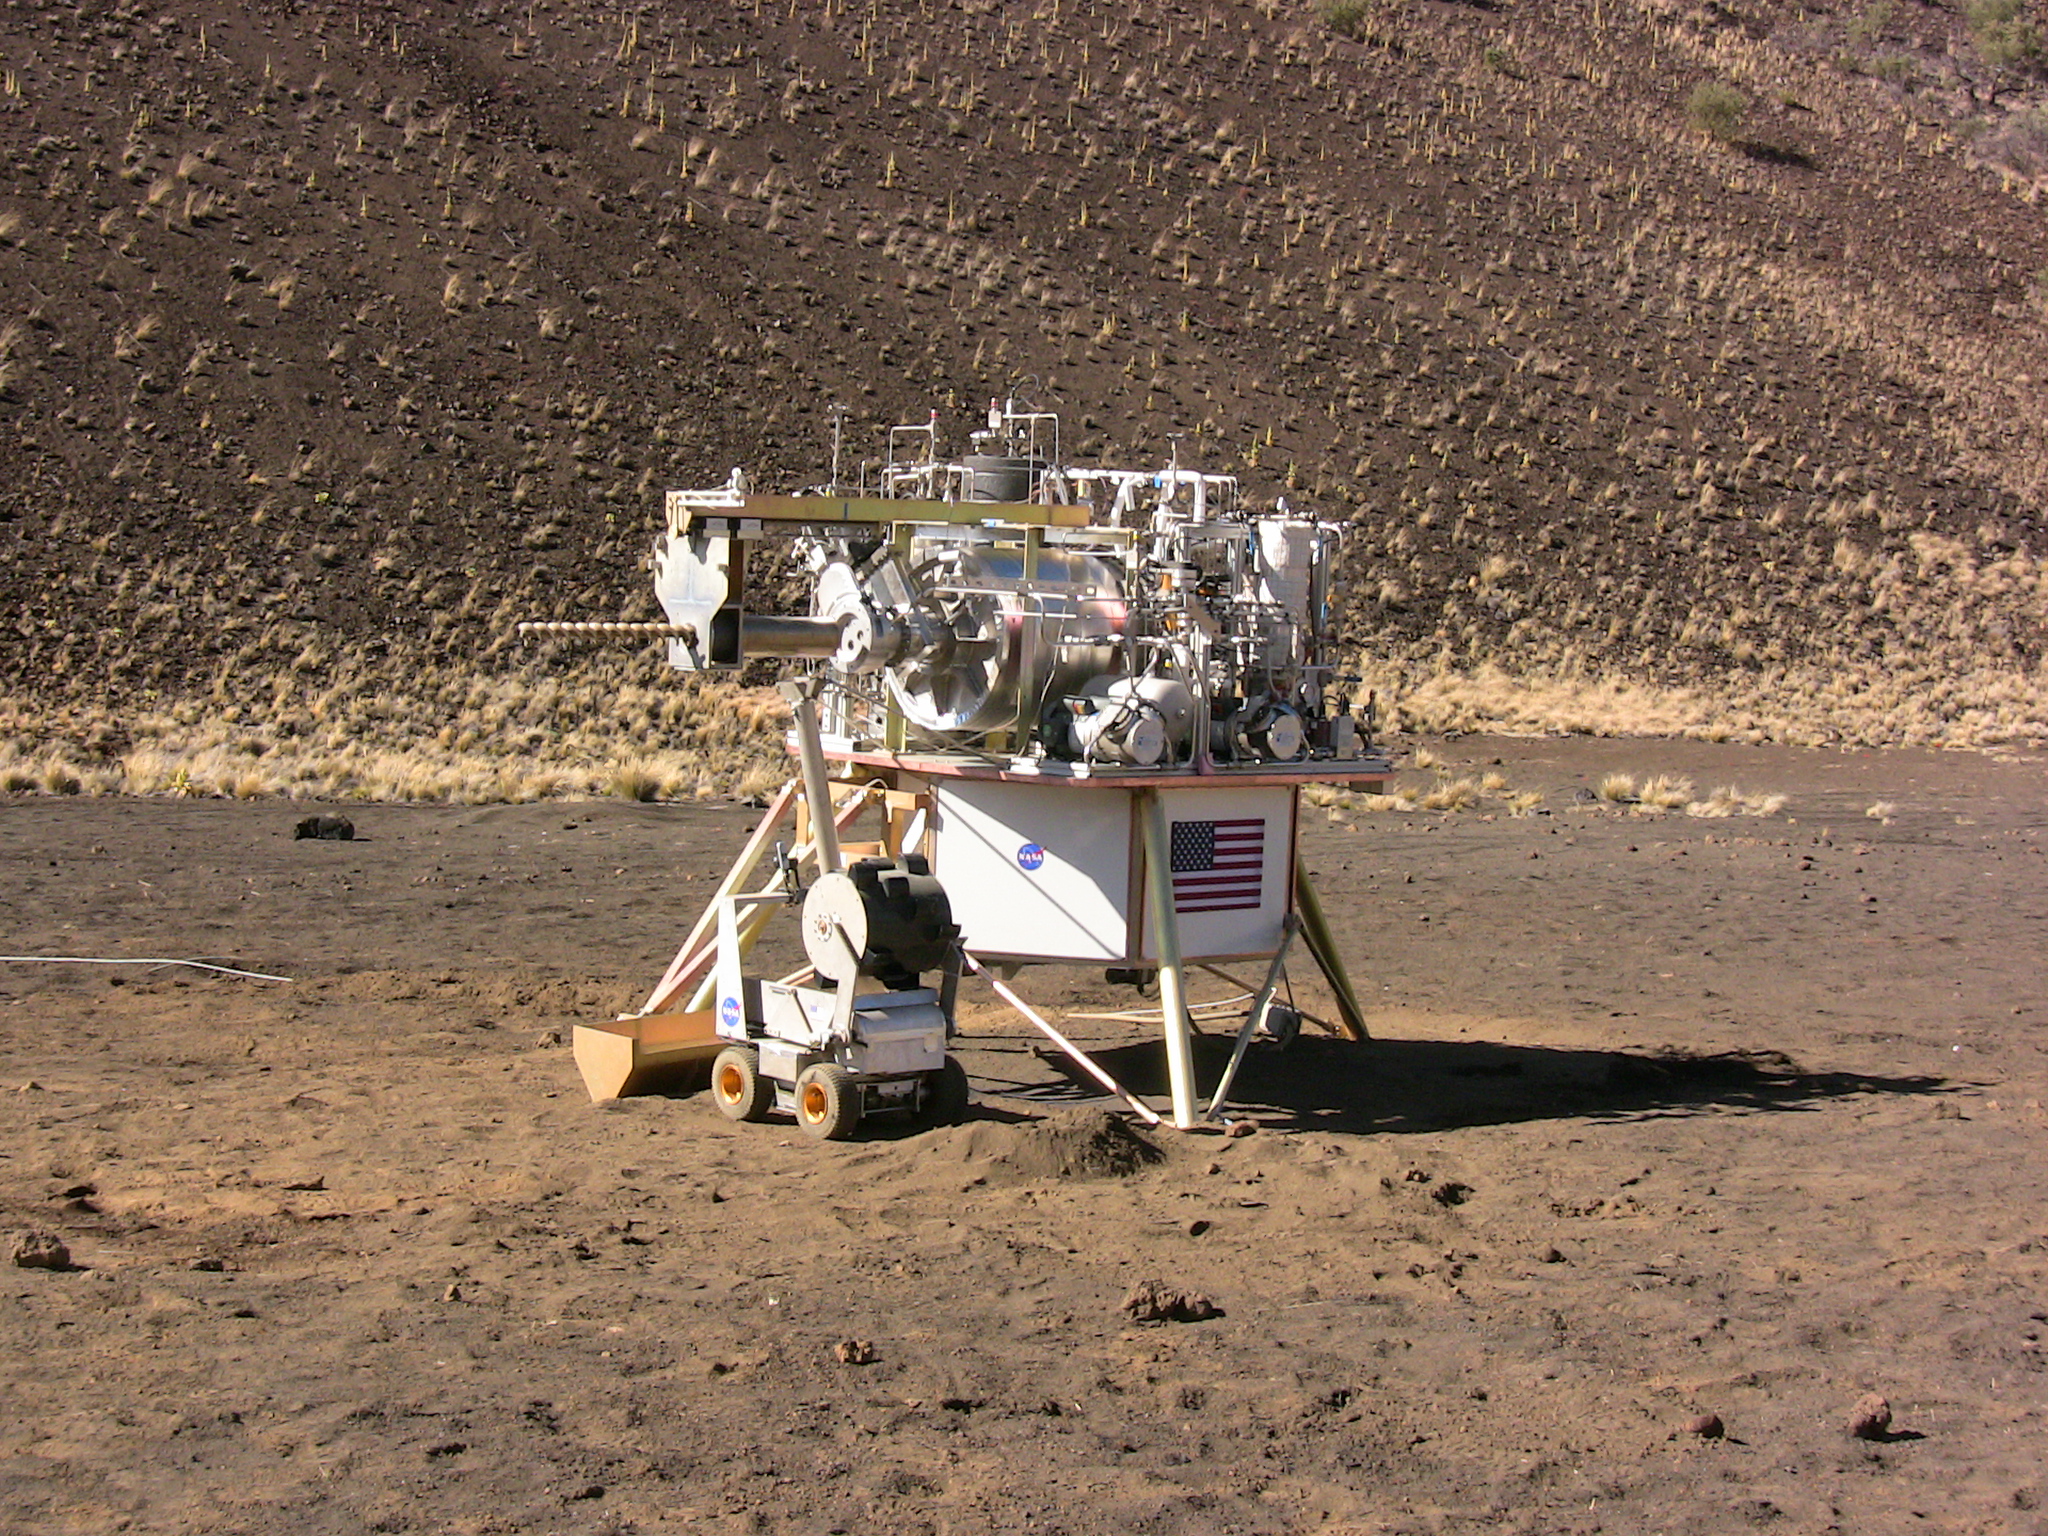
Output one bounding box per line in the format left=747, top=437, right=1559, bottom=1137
left=1004, top=1032, right=1950, bottom=1135
left=641, top=1075, right=1038, bottom=1141
left=1739, top=139, right=1815, bottom=168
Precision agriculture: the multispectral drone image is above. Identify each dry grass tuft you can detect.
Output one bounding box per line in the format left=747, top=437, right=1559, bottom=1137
left=1418, top=775, right=1483, bottom=811
left=1685, top=785, right=1790, bottom=818
left=1638, top=774, right=1695, bottom=810
left=1596, top=772, right=1638, bottom=804
left=1359, top=661, right=2048, bottom=753
left=0, top=651, right=791, bottom=807
left=1350, top=789, right=1420, bottom=813
left=609, top=758, right=669, bottom=802
left=1315, top=747, right=1549, bottom=820
left=39, top=758, right=84, bottom=795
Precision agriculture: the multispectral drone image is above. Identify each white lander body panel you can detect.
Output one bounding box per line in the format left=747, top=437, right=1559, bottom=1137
left=929, top=779, right=1294, bottom=964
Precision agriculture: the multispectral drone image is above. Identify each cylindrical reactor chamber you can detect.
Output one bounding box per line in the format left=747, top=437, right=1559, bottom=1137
left=886, top=545, right=1125, bottom=734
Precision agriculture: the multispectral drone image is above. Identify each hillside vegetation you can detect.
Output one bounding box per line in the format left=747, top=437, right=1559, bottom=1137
left=2, top=0, right=2046, bottom=798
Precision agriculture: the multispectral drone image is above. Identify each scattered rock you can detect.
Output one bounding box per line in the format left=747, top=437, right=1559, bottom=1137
left=189, top=1257, right=226, bottom=1272
left=1540, top=1244, right=1567, bottom=1264
left=1224, top=1119, right=1257, bottom=1139
left=1684, top=1411, right=1725, bottom=1439
left=1847, top=1392, right=1892, bottom=1440
left=293, top=813, right=355, bottom=841
left=1431, top=1180, right=1473, bottom=1207
left=1121, top=1279, right=1222, bottom=1324
left=833, top=1338, right=875, bottom=1365
left=13, top=1231, right=71, bottom=1270
left=535, top=1028, right=562, bottom=1048
left=1187, top=1218, right=1211, bottom=1237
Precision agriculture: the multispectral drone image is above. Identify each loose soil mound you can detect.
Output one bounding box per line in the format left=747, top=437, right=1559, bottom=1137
left=947, top=1108, right=1166, bottom=1183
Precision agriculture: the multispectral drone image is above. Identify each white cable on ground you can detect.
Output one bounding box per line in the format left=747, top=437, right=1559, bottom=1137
left=0, top=956, right=293, bottom=983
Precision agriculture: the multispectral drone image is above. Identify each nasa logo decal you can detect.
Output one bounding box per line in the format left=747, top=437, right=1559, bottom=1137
left=718, top=995, right=742, bottom=1033
left=1016, top=843, right=1046, bottom=872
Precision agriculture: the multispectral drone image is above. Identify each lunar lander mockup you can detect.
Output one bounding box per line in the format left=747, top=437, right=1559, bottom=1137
left=536, top=398, right=1390, bottom=1134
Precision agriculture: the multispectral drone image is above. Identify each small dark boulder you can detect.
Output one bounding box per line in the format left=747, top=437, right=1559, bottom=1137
left=293, top=814, right=355, bottom=841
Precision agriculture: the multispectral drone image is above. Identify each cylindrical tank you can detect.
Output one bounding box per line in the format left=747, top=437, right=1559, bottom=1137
left=1237, top=701, right=1307, bottom=763
left=1067, top=674, right=1196, bottom=766
left=1070, top=700, right=1167, bottom=767
left=960, top=456, right=1041, bottom=502
left=1256, top=520, right=1318, bottom=619
left=706, top=612, right=846, bottom=660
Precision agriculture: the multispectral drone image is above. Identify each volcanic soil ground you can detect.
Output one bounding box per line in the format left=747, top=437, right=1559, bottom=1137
left=5, top=735, right=2048, bottom=1534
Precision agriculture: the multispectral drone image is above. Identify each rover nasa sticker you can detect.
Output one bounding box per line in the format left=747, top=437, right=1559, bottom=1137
left=718, top=995, right=742, bottom=1033
left=1016, top=842, right=1046, bottom=872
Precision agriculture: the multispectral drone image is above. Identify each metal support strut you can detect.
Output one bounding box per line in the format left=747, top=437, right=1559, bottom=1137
left=781, top=677, right=842, bottom=877
left=1137, top=788, right=1200, bottom=1130
left=1205, top=912, right=1301, bottom=1123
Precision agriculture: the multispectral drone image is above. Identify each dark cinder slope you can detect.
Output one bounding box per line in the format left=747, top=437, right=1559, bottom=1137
left=1, top=0, right=2045, bottom=750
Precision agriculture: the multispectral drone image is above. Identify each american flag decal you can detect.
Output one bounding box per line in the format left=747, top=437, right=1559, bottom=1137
left=1169, top=817, right=1266, bottom=913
